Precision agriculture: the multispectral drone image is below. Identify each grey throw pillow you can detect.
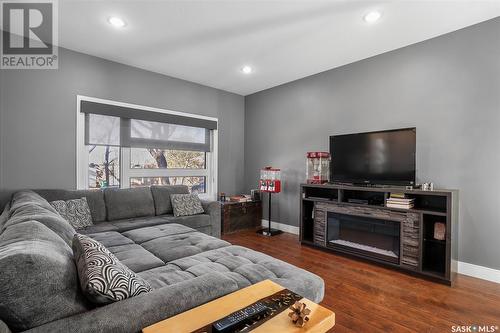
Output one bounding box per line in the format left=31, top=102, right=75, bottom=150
left=170, top=194, right=205, bottom=217
left=50, top=197, right=93, bottom=229
left=72, top=234, right=152, bottom=305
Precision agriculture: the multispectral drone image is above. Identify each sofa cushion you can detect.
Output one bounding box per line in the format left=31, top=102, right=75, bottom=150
left=151, top=185, right=189, bottom=215
left=86, top=231, right=135, bottom=248
left=79, top=222, right=118, bottom=234
left=167, top=245, right=325, bottom=303
left=108, top=243, right=165, bottom=273
left=140, top=231, right=231, bottom=263
left=164, top=214, right=211, bottom=230
left=170, top=194, right=204, bottom=217
left=35, top=189, right=107, bottom=222
left=0, top=221, right=90, bottom=331
left=193, top=225, right=212, bottom=236
left=85, top=232, right=165, bottom=272
left=73, top=234, right=153, bottom=305
left=50, top=197, right=93, bottom=229
left=104, top=188, right=155, bottom=221
left=122, top=223, right=196, bottom=244
left=138, top=265, right=196, bottom=289
left=110, top=216, right=170, bottom=232
left=5, top=191, right=76, bottom=245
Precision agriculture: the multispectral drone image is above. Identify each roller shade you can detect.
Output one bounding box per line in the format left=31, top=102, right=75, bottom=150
left=85, top=114, right=121, bottom=147
left=83, top=102, right=213, bottom=152
left=80, top=100, right=217, bottom=130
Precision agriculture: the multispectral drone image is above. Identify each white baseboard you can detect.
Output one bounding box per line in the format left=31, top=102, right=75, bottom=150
left=458, top=261, right=500, bottom=284
left=260, top=219, right=500, bottom=284
left=261, top=219, right=299, bottom=235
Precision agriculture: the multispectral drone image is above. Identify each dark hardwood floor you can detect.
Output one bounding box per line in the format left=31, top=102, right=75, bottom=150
left=222, top=230, right=500, bottom=333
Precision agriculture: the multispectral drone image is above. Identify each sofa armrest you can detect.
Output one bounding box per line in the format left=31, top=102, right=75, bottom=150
left=25, top=273, right=238, bottom=333
left=201, top=200, right=221, bottom=238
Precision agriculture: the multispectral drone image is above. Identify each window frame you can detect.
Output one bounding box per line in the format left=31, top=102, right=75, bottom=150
left=76, top=95, right=218, bottom=200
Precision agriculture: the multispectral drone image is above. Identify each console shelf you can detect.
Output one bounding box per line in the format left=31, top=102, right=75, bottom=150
left=300, top=183, right=458, bottom=285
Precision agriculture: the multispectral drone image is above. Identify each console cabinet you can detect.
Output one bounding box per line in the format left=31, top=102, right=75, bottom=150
left=300, top=184, right=458, bottom=284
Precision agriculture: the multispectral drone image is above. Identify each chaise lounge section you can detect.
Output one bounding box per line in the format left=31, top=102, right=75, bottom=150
left=0, top=186, right=324, bottom=333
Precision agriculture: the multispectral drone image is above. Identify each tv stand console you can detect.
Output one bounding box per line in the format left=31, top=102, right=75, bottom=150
left=300, top=183, right=458, bottom=284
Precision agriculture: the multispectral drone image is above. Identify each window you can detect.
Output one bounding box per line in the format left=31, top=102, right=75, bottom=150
left=77, top=97, right=218, bottom=199
left=88, top=145, right=120, bottom=188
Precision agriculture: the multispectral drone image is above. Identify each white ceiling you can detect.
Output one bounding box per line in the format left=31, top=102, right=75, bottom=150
left=58, top=1, right=500, bottom=96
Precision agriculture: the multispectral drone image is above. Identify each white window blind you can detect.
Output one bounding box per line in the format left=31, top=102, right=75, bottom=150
left=84, top=115, right=211, bottom=152
left=131, top=119, right=206, bottom=143
left=86, top=114, right=120, bottom=146
left=128, top=119, right=210, bottom=152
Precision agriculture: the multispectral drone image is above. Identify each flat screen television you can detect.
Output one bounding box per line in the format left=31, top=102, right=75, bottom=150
left=330, top=128, right=416, bottom=186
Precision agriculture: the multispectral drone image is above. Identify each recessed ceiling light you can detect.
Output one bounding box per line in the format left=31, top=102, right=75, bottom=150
left=241, top=66, right=253, bottom=74
left=364, top=11, right=382, bottom=23
left=108, top=16, right=126, bottom=28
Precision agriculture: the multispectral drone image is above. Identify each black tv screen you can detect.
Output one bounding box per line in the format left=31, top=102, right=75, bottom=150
left=330, top=128, right=416, bottom=186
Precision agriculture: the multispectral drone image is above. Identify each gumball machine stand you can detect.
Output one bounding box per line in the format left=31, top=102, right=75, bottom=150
left=257, top=167, right=283, bottom=236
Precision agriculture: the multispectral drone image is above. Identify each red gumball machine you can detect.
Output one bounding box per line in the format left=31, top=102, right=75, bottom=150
left=259, top=167, right=281, bottom=193
left=306, top=152, right=331, bottom=184
left=257, top=167, right=283, bottom=236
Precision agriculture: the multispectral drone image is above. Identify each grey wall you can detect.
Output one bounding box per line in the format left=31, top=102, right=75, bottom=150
left=245, top=18, right=500, bottom=270
left=0, top=47, right=245, bottom=202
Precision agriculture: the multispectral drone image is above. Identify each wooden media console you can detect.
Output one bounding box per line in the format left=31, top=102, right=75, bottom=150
left=300, top=184, right=458, bottom=284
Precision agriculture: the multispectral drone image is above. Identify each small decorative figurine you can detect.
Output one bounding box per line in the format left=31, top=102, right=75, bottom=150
left=421, top=182, right=434, bottom=191
left=434, top=222, right=446, bottom=240
left=288, top=301, right=311, bottom=327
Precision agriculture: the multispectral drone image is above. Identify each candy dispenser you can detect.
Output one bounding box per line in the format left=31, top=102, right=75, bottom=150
left=259, top=167, right=281, bottom=193
left=306, top=152, right=331, bottom=184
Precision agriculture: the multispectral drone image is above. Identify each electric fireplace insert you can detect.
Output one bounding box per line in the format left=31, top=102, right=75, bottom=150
left=327, top=212, right=400, bottom=264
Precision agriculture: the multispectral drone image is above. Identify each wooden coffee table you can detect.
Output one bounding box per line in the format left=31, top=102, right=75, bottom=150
left=142, top=279, right=335, bottom=333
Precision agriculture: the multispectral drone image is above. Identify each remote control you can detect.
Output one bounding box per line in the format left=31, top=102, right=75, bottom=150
left=212, top=301, right=269, bottom=332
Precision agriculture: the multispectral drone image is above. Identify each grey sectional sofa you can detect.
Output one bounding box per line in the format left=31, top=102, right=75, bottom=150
left=0, top=186, right=324, bottom=333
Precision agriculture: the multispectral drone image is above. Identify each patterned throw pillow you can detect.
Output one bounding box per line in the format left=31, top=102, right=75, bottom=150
left=50, top=198, right=93, bottom=229
left=170, top=194, right=205, bottom=217
left=0, top=202, right=10, bottom=233
left=72, top=234, right=152, bottom=305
